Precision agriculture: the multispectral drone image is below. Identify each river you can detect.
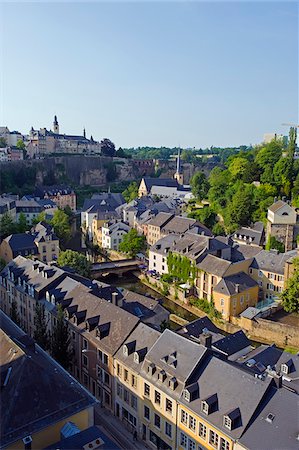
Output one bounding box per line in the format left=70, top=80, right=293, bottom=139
left=104, top=274, right=198, bottom=327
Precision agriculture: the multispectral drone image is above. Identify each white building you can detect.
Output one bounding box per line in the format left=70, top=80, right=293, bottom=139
left=148, top=235, right=178, bottom=274
left=102, top=222, right=131, bottom=251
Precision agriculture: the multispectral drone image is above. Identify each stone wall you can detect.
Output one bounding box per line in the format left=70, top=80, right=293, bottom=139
left=231, top=315, right=299, bottom=348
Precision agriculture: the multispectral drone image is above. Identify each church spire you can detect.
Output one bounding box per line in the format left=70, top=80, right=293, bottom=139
left=176, top=147, right=181, bottom=174
left=83, top=127, right=86, bottom=138
left=53, top=115, right=59, bottom=134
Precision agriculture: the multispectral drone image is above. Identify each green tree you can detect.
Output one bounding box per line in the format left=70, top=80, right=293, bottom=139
left=51, top=304, right=72, bottom=369
left=32, top=211, right=46, bottom=225
left=0, top=137, right=7, bottom=148
left=255, top=140, right=283, bottom=169
left=228, top=156, right=251, bottom=180
left=34, top=303, right=50, bottom=350
left=212, top=222, right=225, bottom=236
left=116, top=147, right=127, bottom=158
left=0, top=213, right=17, bottom=238
left=51, top=209, right=71, bottom=242
left=10, top=299, right=20, bottom=326
left=265, top=236, right=285, bottom=253
left=17, top=212, right=28, bottom=233
left=122, top=182, right=139, bottom=203
left=280, top=258, right=299, bottom=313
left=57, top=250, right=91, bottom=277
left=287, top=127, right=297, bottom=159
left=224, top=184, right=254, bottom=232
left=190, top=172, right=210, bottom=201
left=208, top=168, right=231, bottom=209
left=119, top=229, right=145, bottom=257
left=63, top=205, right=73, bottom=217
left=188, top=207, right=216, bottom=230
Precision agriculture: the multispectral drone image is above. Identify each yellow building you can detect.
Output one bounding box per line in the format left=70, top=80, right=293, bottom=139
left=0, top=311, right=96, bottom=450
left=213, top=272, right=259, bottom=320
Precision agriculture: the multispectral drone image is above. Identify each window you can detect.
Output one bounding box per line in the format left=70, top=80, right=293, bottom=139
left=103, top=371, right=110, bottom=385
left=82, top=372, right=89, bottom=386
left=144, top=405, right=150, bottom=420
left=83, top=338, right=88, bottom=350
left=258, top=270, right=263, bottom=278
left=180, top=432, right=187, bottom=448
left=220, top=298, right=224, bottom=306
left=223, top=416, right=231, bottom=429
left=132, top=374, right=137, bottom=388
left=98, top=349, right=103, bottom=361
left=220, top=438, right=230, bottom=450
left=189, top=415, right=196, bottom=431
left=96, top=365, right=102, bottom=381
left=188, top=439, right=196, bottom=450
left=82, top=354, right=88, bottom=367
left=103, top=353, right=108, bottom=365
left=232, top=298, right=237, bottom=308
left=131, top=394, right=137, bottom=410
left=124, top=389, right=129, bottom=403
left=165, top=398, right=172, bottom=413
left=201, top=401, right=209, bottom=415
left=240, top=295, right=244, bottom=304
left=124, top=369, right=129, bottom=382
left=144, top=383, right=150, bottom=397
left=71, top=331, right=76, bottom=340
left=209, top=430, right=219, bottom=448
left=154, top=413, right=160, bottom=429
left=117, top=363, right=122, bottom=377
left=181, top=410, right=188, bottom=424
left=165, top=421, right=172, bottom=438
left=198, top=422, right=207, bottom=439
left=154, top=390, right=161, bottom=405
left=117, top=383, right=122, bottom=397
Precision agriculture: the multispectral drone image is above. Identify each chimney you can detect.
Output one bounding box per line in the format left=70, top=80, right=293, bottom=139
left=199, top=332, right=212, bottom=348
left=112, top=292, right=118, bottom=306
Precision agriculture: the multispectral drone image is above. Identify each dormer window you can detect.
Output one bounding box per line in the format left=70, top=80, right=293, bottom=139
left=223, top=415, right=232, bottom=430
left=46, top=291, right=50, bottom=301
left=148, top=363, right=156, bottom=376
left=183, top=389, right=190, bottom=402
left=51, top=294, right=55, bottom=305
left=281, top=363, right=288, bottom=374
left=134, top=352, right=140, bottom=364
left=201, top=400, right=209, bottom=414
left=123, top=345, right=128, bottom=357
left=158, top=369, right=166, bottom=382
left=169, top=376, right=177, bottom=390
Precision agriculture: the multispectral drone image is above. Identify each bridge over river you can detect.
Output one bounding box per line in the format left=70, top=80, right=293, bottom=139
left=91, top=259, right=141, bottom=278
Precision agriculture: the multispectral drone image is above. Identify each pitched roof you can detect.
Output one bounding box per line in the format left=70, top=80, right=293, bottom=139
left=251, top=249, right=297, bottom=274
left=115, top=322, right=160, bottom=374
left=146, top=212, right=174, bottom=227
left=211, top=330, right=251, bottom=356
left=196, top=254, right=231, bottom=277
left=142, top=177, right=179, bottom=190
left=268, top=200, right=291, bottom=213
left=0, top=312, right=95, bottom=448
left=213, top=272, right=258, bottom=296
left=238, top=386, right=299, bottom=450
left=5, top=233, right=37, bottom=253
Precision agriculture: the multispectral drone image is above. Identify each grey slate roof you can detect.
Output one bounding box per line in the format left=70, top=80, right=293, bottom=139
left=238, top=386, right=299, bottom=450
left=211, top=330, right=251, bottom=356
left=141, top=329, right=207, bottom=398
left=146, top=212, right=174, bottom=227
left=0, top=312, right=95, bottom=448
left=143, top=177, right=179, bottom=190
left=151, top=234, right=179, bottom=256
left=196, top=254, right=231, bottom=276
left=213, top=272, right=258, bottom=296
left=250, top=249, right=297, bottom=274
left=115, top=322, right=160, bottom=374
left=5, top=233, right=37, bottom=255
left=268, top=199, right=290, bottom=213
left=181, top=354, right=273, bottom=440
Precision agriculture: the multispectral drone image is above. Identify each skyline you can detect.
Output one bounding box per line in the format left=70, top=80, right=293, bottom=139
left=1, top=1, right=298, bottom=148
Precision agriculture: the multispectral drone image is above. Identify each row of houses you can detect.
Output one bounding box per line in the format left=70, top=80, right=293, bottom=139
left=0, top=256, right=298, bottom=450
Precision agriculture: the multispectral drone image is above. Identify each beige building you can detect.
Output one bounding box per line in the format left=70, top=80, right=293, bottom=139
left=267, top=200, right=297, bottom=251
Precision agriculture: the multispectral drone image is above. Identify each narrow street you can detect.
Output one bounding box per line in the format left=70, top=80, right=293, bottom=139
left=95, top=405, right=148, bottom=450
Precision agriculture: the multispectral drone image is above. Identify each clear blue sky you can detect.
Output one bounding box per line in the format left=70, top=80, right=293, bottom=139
left=1, top=1, right=298, bottom=148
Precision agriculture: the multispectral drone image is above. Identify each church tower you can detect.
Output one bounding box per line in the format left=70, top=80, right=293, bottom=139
left=174, top=148, right=184, bottom=185
left=53, top=115, right=59, bottom=134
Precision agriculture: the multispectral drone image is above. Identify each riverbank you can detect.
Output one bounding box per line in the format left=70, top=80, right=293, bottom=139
left=133, top=272, right=299, bottom=351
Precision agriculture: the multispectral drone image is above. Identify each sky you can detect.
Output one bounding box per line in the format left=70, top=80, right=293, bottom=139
left=0, top=1, right=298, bottom=148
